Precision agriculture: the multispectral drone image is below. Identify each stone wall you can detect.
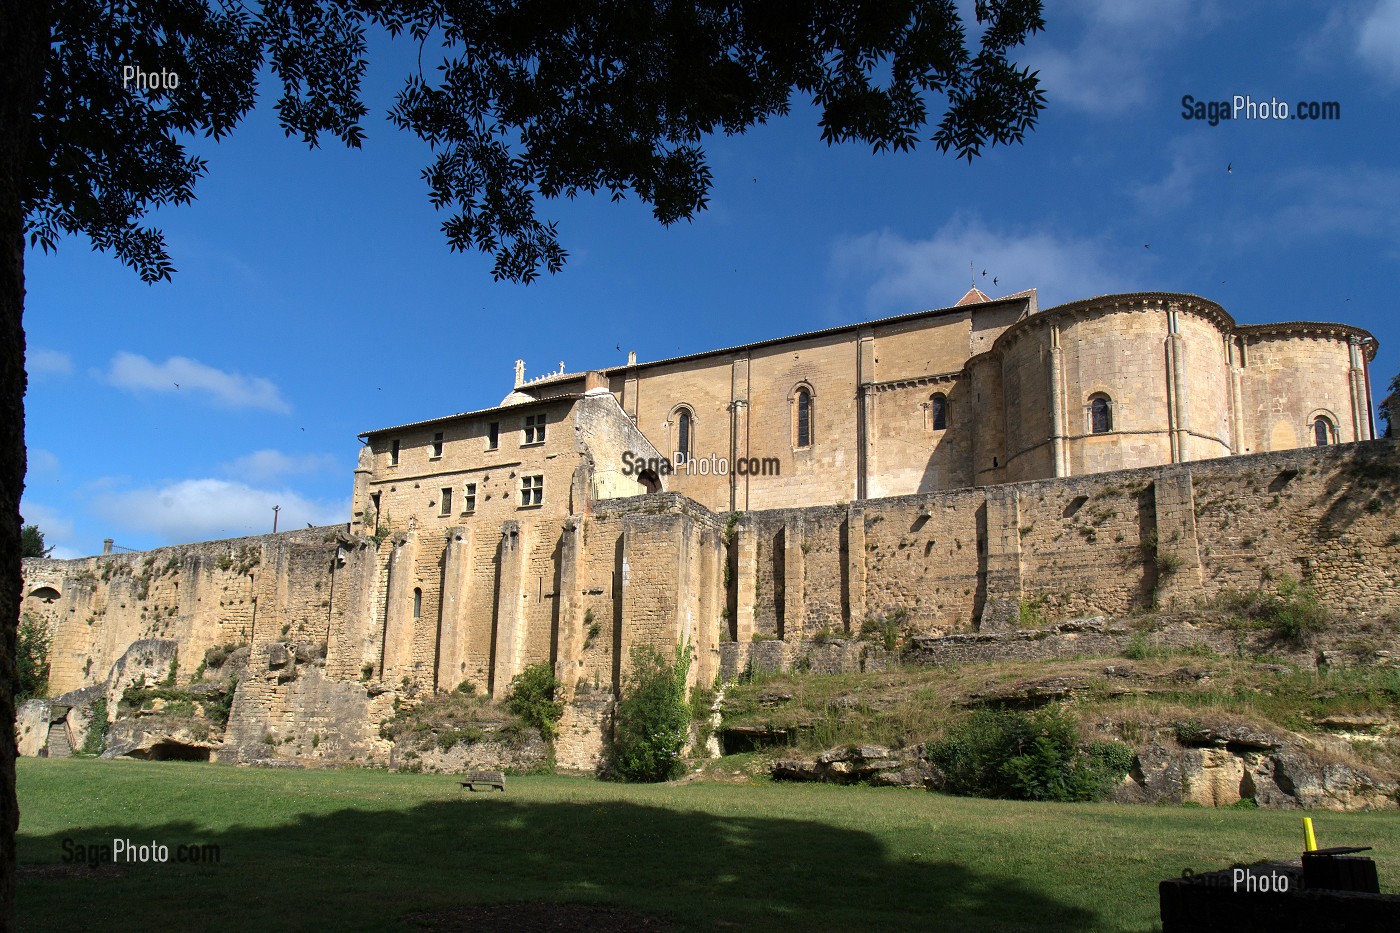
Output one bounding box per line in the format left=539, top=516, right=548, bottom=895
left=18, top=440, right=1399, bottom=772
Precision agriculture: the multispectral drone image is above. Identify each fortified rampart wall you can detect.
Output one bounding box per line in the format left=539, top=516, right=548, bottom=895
left=20, top=441, right=1400, bottom=770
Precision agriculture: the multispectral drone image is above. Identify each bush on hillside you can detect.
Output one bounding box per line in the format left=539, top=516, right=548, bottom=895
left=613, top=644, right=691, bottom=783
left=928, top=706, right=1133, bottom=802
left=506, top=663, right=564, bottom=739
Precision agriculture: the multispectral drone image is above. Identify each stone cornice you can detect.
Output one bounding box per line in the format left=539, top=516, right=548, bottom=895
left=868, top=370, right=961, bottom=393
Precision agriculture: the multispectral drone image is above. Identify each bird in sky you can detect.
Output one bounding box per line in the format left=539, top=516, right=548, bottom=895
left=1227, top=162, right=1233, bottom=174
left=993, top=276, right=999, bottom=286
left=173, top=383, right=179, bottom=388
left=982, top=269, right=987, bottom=277
left=1144, top=243, right=1150, bottom=249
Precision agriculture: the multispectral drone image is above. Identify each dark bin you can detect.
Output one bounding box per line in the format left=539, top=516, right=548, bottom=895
left=1302, top=846, right=1380, bottom=894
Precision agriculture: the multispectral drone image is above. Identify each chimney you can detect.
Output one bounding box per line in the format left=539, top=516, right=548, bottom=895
left=102, top=539, right=113, bottom=555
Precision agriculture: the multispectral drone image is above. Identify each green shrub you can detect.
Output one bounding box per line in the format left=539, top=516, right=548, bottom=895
left=860, top=608, right=909, bottom=651
left=614, top=643, right=692, bottom=783
left=17, top=613, right=51, bottom=702
left=927, top=706, right=1133, bottom=802
left=506, top=663, right=564, bottom=740
left=80, top=697, right=110, bottom=756
left=1215, top=576, right=1329, bottom=646
left=1017, top=597, right=1050, bottom=628
left=202, top=641, right=246, bottom=671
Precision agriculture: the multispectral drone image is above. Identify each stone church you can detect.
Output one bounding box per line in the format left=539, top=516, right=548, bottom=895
left=346, top=287, right=1378, bottom=694
left=20, top=287, right=1391, bottom=771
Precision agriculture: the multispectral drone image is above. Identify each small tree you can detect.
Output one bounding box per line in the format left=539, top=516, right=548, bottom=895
left=613, top=643, right=692, bottom=783
left=1380, top=371, right=1398, bottom=439
left=19, top=525, right=51, bottom=559
left=506, top=663, right=564, bottom=740
left=15, top=613, right=50, bottom=703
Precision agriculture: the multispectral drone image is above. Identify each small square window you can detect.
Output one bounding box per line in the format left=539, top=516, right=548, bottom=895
left=464, top=483, right=477, bottom=514
left=440, top=487, right=453, bottom=516
left=431, top=432, right=444, bottom=459
left=523, top=413, right=547, bottom=445
left=389, top=439, right=400, bottom=466
left=520, top=475, right=543, bottom=507
left=487, top=422, right=499, bottom=451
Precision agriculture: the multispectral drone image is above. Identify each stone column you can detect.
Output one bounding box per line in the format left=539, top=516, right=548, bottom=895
left=782, top=515, right=805, bottom=639
left=436, top=526, right=473, bottom=692
left=844, top=505, right=866, bottom=632
left=857, top=331, right=875, bottom=500
left=1348, top=337, right=1369, bottom=442
left=695, top=526, right=723, bottom=690
left=1166, top=307, right=1191, bottom=463
left=976, top=486, right=1024, bottom=631
left=730, top=356, right=750, bottom=512
left=1227, top=336, right=1246, bottom=454
left=552, top=518, right=584, bottom=695
left=1049, top=323, right=1067, bottom=477
left=381, top=531, right=418, bottom=683
left=491, top=521, right=526, bottom=696
left=1152, top=467, right=1204, bottom=606
left=734, top=522, right=757, bottom=644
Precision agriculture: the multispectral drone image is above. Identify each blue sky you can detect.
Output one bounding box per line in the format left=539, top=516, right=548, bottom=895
left=21, top=1, right=1400, bottom=558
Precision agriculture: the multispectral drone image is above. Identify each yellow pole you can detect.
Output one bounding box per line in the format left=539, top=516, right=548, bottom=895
left=1303, top=817, right=1317, bottom=852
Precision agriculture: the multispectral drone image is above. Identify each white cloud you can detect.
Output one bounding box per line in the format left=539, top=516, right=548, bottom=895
left=27, top=448, right=61, bottom=478
left=104, top=352, right=291, bottom=413
left=1023, top=1, right=1219, bottom=115
left=92, top=478, right=346, bottom=543
left=19, top=498, right=83, bottom=558
left=1131, top=137, right=1211, bottom=211
left=1357, top=0, right=1400, bottom=82
left=19, top=500, right=74, bottom=542
left=830, top=219, right=1134, bottom=315
left=1233, top=163, right=1400, bottom=248
left=27, top=348, right=72, bottom=376
left=223, top=449, right=341, bottom=483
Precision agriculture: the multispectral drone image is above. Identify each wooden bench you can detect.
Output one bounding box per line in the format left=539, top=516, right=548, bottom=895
left=458, top=770, right=506, bottom=792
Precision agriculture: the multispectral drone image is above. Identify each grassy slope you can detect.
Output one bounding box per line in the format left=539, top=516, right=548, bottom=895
left=17, top=759, right=1400, bottom=932
left=718, top=652, right=1400, bottom=770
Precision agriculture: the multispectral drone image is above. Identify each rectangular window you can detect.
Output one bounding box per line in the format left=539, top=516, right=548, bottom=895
left=520, top=475, right=543, bottom=507
left=431, top=432, right=444, bottom=459
left=440, top=487, right=453, bottom=516
left=523, top=413, right=547, bottom=445
left=487, top=422, right=499, bottom=450
left=389, top=439, right=400, bottom=465
left=464, top=483, right=477, bottom=514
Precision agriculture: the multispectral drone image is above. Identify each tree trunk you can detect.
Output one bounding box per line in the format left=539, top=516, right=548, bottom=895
left=0, top=3, right=49, bottom=930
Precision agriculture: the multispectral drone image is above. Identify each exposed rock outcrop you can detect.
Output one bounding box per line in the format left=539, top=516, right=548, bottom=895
left=1114, top=723, right=1398, bottom=810
left=773, top=745, right=931, bottom=788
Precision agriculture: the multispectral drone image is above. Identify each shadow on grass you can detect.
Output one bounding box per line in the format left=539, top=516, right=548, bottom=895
left=20, top=794, right=1101, bottom=932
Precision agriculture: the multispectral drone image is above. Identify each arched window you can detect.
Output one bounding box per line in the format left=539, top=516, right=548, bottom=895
left=412, top=587, right=422, bottom=619
left=1090, top=394, right=1112, bottom=434
left=930, top=393, right=948, bottom=431
left=795, top=387, right=813, bottom=448
left=1313, top=417, right=1334, bottom=447
left=676, top=407, right=693, bottom=463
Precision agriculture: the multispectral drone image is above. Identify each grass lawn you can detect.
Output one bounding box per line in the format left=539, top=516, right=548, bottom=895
left=16, top=758, right=1400, bottom=932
